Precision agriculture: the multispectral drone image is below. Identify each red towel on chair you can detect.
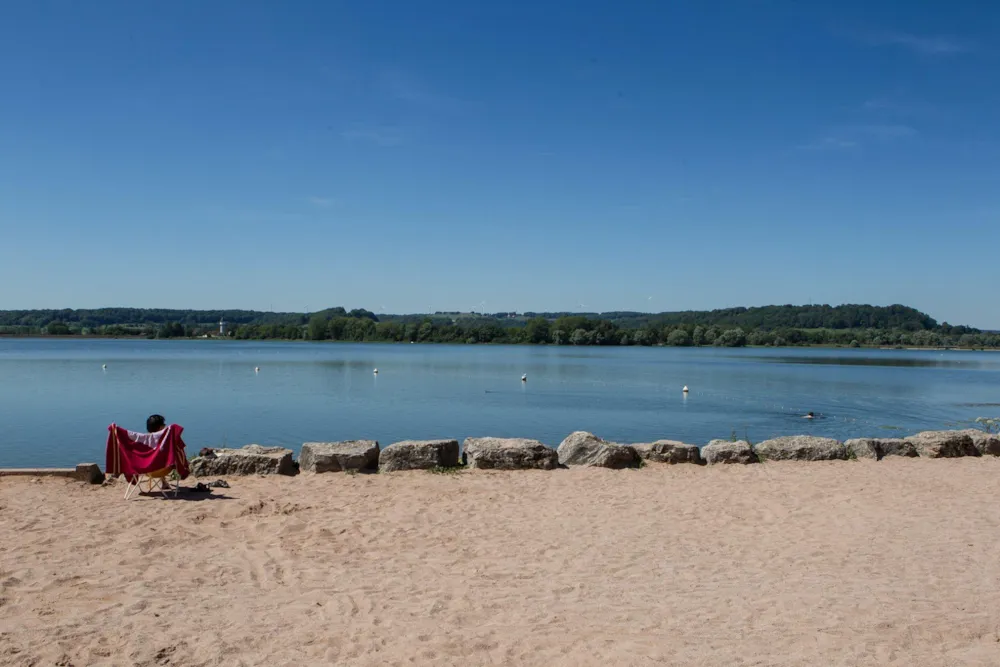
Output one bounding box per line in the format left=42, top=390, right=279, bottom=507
left=106, top=423, right=190, bottom=481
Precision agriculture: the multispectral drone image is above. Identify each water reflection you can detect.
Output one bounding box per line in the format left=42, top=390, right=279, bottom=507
left=753, top=355, right=997, bottom=369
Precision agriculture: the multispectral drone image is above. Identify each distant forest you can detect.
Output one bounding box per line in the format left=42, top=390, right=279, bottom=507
left=1, top=304, right=996, bottom=349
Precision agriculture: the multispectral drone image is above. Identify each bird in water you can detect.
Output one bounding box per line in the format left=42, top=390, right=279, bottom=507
left=102, top=364, right=107, bottom=370
left=682, top=385, right=689, bottom=393
left=521, top=374, right=527, bottom=382
left=254, top=367, right=260, bottom=373
left=374, top=368, right=379, bottom=375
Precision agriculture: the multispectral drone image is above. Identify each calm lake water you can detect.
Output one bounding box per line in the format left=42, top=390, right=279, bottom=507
left=1, top=339, right=998, bottom=468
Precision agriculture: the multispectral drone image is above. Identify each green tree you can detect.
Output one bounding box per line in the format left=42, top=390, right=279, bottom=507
left=747, top=330, right=774, bottom=346
left=327, top=317, right=350, bottom=340
left=308, top=315, right=328, bottom=341
left=46, top=321, right=71, bottom=335
left=524, top=317, right=551, bottom=344
left=156, top=322, right=185, bottom=338
left=692, top=326, right=705, bottom=346
left=714, top=328, right=747, bottom=347
left=417, top=321, right=435, bottom=342
left=667, top=329, right=691, bottom=346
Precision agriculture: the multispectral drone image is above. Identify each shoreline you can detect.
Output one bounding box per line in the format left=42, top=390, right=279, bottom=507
left=1, top=334, right=998, bottom=351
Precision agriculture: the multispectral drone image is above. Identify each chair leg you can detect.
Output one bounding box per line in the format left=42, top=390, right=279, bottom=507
left=124, top=477, right=138, bottom=500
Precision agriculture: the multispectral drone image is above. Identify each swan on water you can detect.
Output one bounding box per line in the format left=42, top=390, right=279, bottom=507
left=255, top=367, right=260, bottom=373
left=521, top=374, right=527, bottom=382
left=374, top=368, right=379, bottom=375
left=682, top=385, right=689, bottom=393
left=102, top=364, right=107, bottom=370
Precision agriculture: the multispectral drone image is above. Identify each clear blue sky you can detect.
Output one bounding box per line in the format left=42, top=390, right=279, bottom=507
left=2, top=1, right=998, bottom=327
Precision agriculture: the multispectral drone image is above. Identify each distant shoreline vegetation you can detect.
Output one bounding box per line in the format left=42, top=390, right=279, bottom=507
left=1, top=304, right=998, bottom=349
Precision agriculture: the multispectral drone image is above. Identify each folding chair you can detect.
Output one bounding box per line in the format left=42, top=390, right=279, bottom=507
left=123, top=466, right=180, bottom=500
left=107, top=422, right=190, bottom=500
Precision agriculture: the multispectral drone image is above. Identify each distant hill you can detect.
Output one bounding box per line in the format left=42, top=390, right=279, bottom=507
left=554, top=304, right=953, bottom=332
left=0, top=303, right=978, bottom=335
left=0, top=308, right=305, bottom=328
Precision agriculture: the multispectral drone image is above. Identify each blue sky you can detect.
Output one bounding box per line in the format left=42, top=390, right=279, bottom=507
left=2, top=1, right=998, bottom=327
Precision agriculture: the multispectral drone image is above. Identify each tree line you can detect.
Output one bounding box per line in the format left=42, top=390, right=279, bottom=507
left=239, top=313, right=1000, bottom=349
left=2, top=304, right=996, bottom=348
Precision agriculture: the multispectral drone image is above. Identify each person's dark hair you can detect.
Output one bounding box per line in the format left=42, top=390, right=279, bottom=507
left=146, top=414, right=166, bottom=432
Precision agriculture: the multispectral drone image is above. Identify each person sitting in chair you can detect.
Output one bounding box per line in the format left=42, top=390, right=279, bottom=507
left=146, top=414, right=169, bottom=489
left=147, top=414, right=166, bottom=433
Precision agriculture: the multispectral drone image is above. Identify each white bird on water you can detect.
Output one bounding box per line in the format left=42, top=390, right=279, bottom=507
left=682, top=385, right=689, bottom=393
left=521, top=373, right=527, bottom=382
left=254, top=367, right=260, bottom=373
left=374, top=368, right=379, bottom=375
left=102, top=364, right=107, bottom=370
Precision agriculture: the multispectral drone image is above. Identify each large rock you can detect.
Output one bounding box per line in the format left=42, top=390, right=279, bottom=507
left=845, top=438, right=918, bottom=460
left=906, top=431, right=979, bottom=458
left=755, top=435, right=846, bottom=461
left=462, top=437, right=558, bottom=470
left=702, top=440, right=758, bottom=465
left=379, top=439, right=460, bottom=472
left=958, top=429, right=1000, bottom=456
left=190, top=445, right=296, bottom=476
left=557, top=432, right=640, bottom=468
left=878, top=438, right=921, bottom=458
left=632, top=440, right=703, bottom=465
left=300, top=440, right=380, bottom=473
left=844, top=438, right=880, bottom=460
left=75, top=463, right=105, bottom=484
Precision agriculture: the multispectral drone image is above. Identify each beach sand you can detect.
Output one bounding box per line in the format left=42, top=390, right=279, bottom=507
left=2, top=459, right=1000, bottom=666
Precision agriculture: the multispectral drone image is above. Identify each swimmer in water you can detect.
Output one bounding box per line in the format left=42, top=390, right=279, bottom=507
left=804, top=411, right=815, bottom=419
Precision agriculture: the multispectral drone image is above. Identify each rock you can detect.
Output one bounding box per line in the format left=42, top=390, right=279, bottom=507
left=300, top=440, right=380, bottom=473
left=702, top=440, right=758, bottom=465
left=906, top=431, right=979, bottom=458
left=557, top=432, right=640, bottom=468
left=844, top=438, right=880, bottom=460
left=462, top=438, right=558, bottom=470
left=378, top=440, right=460, bottom=472
left=879, top=438, right=920, bottom=458
left=75, top=463, right=104, bottom=484
left=190, top=445, right=296, bottom=476
left=755, top=436, right=846, bottom=461
left=845, top=438, right=918, bottom=460
left=632, top=440, right=703, bottom=464
left=957, top=429, right=1000, bottom=456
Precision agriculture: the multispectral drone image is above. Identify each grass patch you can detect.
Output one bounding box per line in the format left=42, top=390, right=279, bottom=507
left=428, top=465, right=465, bottom=475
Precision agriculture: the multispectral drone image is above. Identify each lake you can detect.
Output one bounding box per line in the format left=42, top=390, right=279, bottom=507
left=1, top=338, right=998, bottom=468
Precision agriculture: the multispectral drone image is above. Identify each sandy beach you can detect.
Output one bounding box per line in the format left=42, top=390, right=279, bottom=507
left=2, top=459, right=1000, bottom=666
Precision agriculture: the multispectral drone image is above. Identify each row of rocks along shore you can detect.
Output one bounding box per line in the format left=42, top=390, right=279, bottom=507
left=189, top=429, right=1000, bottom=477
